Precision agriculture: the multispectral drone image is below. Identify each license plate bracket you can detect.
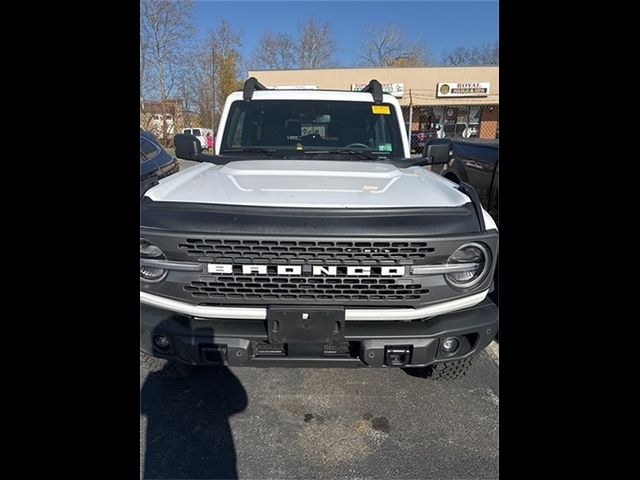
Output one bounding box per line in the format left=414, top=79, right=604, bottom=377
left=267, top=306, right=345, bottom=344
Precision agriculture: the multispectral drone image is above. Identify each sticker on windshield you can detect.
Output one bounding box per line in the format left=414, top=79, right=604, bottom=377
left=371, top=105, right=390, bottom=115
left=378, top=143, right=392, bottom=152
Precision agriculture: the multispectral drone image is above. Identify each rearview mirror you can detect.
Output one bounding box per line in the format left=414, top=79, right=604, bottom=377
left=174, top=133, right=203, bottom=160
left=421, top=139, right=452, bottom=165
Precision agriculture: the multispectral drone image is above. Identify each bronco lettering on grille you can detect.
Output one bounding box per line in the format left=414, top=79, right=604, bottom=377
left=206, top=264, right=406, bottom=276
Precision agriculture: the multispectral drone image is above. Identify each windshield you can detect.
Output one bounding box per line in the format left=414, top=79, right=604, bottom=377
left=192, top=129, right=202, bottom=136
left=220, top=99, right=404, bottom=159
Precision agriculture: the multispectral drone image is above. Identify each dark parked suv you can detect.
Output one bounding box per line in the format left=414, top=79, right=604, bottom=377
left=426, top=138, right=499, bottom=306
left=140, top=130, right=179, bottom=199
left=426, top=138, right=498, bottom=226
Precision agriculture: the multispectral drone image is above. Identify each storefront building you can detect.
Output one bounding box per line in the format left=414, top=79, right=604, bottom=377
left=247, top=66, right=499, bottom=139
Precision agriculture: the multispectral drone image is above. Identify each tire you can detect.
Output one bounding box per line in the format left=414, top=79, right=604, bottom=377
left=403, top=356, right=474, bottom=380
left=429, top=356, right=474, bottom=380
left=140, top=351, right=193, bottom=378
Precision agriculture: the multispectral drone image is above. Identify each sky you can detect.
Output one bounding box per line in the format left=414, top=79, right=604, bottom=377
left=192, top=0, right=499, bottom=68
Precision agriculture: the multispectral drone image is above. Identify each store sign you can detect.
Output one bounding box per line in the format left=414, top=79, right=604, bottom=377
left=351, top=83, right=404, bottom=97
left=266, top=85, right=318, bottom=89
left=436, top=82, right=490, bottom=97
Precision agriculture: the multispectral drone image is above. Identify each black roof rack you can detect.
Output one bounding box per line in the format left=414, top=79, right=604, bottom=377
left=243, top=77, right=269, bottom=101
left=241, top=77, right=385, bottom=103
left=360, top=79, right=383, bottom=104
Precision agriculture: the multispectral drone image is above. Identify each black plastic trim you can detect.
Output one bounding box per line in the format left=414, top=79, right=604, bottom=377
left=139, top=258, right=202, bottom=272
left=140, top=298, right=498, bottom=368
left=243, top=77, right=269, bottom=101
left=360, top=79, right=384, bottom=104
left=140, top=199, right=482, bottom=236
left=457, top=182, right=486, bottom=231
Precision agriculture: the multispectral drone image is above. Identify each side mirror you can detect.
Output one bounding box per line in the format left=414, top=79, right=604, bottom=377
left=174, top=133, right=202, bottom=160
left=421, top=139, right=452, bottom=164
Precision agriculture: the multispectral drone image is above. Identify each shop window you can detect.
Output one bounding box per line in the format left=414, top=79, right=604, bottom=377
left=432, top=106, right=484, bottom=139
left=411, top=106, right=489, bottom=139
left=468, top=106, right=481, bottom=138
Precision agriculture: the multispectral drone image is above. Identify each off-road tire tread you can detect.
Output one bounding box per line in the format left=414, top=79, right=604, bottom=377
left=428, top=356, right=473, bottom=380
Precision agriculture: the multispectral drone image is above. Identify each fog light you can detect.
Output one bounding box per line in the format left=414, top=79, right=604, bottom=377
left=441, top=337, right=460, bottom=355
left=153, top=335, right=171, bottom=351
left=140, top=265, right=166, bottom=280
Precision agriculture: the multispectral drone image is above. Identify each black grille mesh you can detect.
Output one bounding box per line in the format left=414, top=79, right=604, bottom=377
left=178, top=239, right=435, bottom=265
left=184, top=275, right=429, bottom=302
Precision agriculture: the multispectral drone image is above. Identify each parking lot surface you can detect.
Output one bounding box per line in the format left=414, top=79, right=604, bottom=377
left=140, top=349, right=498, bottom=480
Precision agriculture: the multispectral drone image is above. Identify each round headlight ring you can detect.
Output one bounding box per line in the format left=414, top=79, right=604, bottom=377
left=445, top=242, right=491, bottom=289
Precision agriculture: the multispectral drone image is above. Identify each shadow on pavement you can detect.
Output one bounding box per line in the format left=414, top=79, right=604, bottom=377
left=141, top=322, right=247, bottom=480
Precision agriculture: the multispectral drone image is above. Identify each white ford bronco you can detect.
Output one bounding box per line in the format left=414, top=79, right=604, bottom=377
left=140, top=78, right=498, bottom=379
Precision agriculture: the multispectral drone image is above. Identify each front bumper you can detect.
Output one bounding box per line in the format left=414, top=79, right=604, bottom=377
left=140, top=297, right=498, bottom=368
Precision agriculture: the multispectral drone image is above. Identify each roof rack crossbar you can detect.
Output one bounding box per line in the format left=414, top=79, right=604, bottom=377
left=360, top=79, right=384, bottom=104
left=243, top=77, right=269, bottom=101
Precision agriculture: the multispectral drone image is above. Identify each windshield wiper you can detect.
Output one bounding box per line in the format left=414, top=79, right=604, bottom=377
left=301, top=150, right=443, bottom=169
left=219, top=147, right=388, bottom=162
left=301, top=149, right=381, bottom=161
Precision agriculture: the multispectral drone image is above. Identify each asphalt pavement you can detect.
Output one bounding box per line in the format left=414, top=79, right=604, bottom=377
left=140, top=349, right=498, bottom=480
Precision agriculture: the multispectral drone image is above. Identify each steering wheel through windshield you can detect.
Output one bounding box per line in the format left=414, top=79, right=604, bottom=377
left=344, top=143, right=369, bottom=149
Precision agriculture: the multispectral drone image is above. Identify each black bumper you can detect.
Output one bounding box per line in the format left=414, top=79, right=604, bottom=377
left=140, top=299, right=498, bottom=368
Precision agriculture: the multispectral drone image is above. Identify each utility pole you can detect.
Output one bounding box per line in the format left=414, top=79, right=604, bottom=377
left=211, top=45, right=216, bottom=143
left=408, top=89, right=413, bottom=137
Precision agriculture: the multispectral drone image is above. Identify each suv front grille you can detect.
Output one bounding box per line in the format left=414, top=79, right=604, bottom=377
left=178, top=239, right=435, bottom=265
left=141, top=231, right=499, bottom=308
left=184, top=275, right=429, bottom=302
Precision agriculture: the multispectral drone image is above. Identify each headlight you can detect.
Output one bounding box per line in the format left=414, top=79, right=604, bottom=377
left=140, top=238, right=166, bottom=281
left=445, top=242, right=490, bottom=289
left=140, top=239, right=163, bottom=258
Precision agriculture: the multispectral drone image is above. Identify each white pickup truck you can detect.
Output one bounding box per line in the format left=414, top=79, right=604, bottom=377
left=181, top=127, right=213, bottom=150
left=140, top=78, right=498, bottom=379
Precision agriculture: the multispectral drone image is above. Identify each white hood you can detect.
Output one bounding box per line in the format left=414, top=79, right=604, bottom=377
left=145, top=160, right=471, bottom=209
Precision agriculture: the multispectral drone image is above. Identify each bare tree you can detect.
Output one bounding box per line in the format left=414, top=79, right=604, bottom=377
left=297, top=18, right=337, bottom=69
left=177, top=20, right=244, bottom=133
left=442, top=41, right=499, bottom=66
left=476, top=40, right=499, bottom=65
left=140, top=0, right=194, bottom=143
left=441, top=46, right=469, bottom=66
left=177, top=46, right=211, bottom=128
left=140, top=35, right=150, bottom=107
left=359, top=24, right=428, bottom=67
left=252, top=31, right=295, bottom=70
left=176, top=65, right=198, bottom=127
left=210, top=20, right=244, bottom=126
